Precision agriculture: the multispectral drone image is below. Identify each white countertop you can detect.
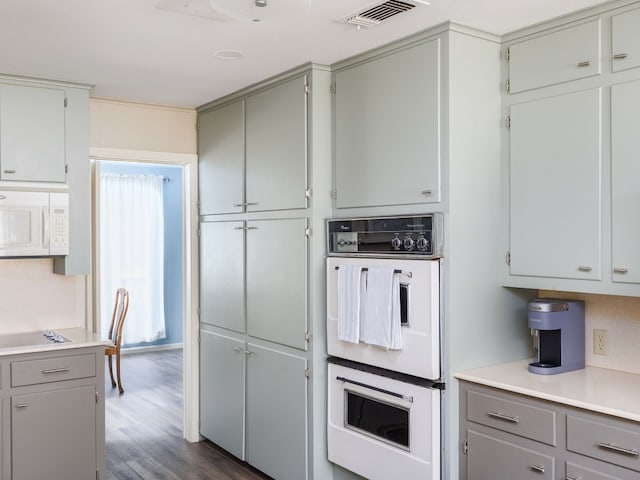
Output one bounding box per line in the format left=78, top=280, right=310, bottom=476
left=0, top=327, right=111, bottom=356
left=455, top=360, right=640, bottom=423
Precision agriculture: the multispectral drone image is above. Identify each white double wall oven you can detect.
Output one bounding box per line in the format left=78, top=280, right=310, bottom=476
left=326, top=215, right=444, bottom=480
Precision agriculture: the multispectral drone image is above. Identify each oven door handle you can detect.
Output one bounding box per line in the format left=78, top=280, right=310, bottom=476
left=336, top=376, right=413, bottom=403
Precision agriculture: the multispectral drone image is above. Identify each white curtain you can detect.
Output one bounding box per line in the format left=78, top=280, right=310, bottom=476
left=99, top=172, right=166, bottom=344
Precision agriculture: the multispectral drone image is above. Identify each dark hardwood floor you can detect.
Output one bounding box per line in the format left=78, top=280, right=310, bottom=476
left=104, top=349, right=271, bottom=480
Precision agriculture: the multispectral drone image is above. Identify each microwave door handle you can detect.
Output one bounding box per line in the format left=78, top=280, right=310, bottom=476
left=42, top=207, right=50, bottom=249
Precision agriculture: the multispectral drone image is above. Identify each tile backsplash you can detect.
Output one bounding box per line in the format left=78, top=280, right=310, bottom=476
left=540, top=290, right=640, bottom=375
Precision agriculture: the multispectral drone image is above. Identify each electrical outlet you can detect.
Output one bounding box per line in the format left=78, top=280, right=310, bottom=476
left=594, top=329, right=609, bottom=356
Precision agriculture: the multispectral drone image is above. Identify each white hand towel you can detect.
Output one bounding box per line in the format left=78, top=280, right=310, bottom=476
left=337, top=265, right=363, bottom=343
left=360, top=267, right=402, bottom=350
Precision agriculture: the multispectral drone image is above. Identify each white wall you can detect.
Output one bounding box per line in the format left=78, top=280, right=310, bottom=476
left=0, top=259, right=86, bottom=333
left=540, top=290, right=640, bottom=375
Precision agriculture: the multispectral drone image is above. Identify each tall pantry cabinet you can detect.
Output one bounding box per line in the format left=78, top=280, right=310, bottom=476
left=197, top=64, right=333, bottom=480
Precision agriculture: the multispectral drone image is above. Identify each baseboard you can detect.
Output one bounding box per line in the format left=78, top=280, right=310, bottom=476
left=121, top=343, right=183, bottom=355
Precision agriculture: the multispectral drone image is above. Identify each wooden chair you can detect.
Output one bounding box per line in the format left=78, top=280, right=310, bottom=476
left=105, top=288, right=130, bottom=394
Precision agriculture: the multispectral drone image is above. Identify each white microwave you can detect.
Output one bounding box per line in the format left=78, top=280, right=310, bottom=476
left=0, top=190, right=69, bottom=257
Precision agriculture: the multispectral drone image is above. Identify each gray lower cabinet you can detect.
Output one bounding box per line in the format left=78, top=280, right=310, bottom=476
left=0, top=346, right=104, bottom=480
left=199, top=330, right=308, bottom=480
left=246, top=343, right=307, bottom=480
left=12, top=385, right=96, bottom=480
left=460, top=381, right=640, bottom=480
left=467, top=429, right=554, bottom=480
left=199, top=330, right=245, bottom=460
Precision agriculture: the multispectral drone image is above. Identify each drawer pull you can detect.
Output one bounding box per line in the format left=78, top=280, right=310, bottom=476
left=597, top=442, right=639, bottom=457
left=487, top=411, right=519, bottom=424
left=577, top=61, right=591, bottom=67
left=15, top=403, right=28, bottom=409
left=530, top=464, right=545, bottom=473
left=613, top=268, right=629, bottom=274
left=42, top=368, right=70, bottom=375
left=3, top=169, right=16, bottom=174
left=613, top=53, right=628, bottom=60
left=578, top=265, right=592, bottom=272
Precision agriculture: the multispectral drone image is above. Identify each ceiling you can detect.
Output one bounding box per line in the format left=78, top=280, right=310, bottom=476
left=0, top=0, right=609, bottom=108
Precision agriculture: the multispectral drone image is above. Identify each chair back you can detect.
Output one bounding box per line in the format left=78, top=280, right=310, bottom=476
left=108, top=288, right=130, bottom=348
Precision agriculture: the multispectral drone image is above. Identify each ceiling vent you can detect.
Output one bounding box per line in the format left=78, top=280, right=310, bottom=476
left=340, top=0, right=421, bottom=29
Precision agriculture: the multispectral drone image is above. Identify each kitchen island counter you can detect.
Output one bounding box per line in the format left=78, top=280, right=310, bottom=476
left=455, top=359, right=640, bottom=423
left=0, top=327, right=111, bottom=356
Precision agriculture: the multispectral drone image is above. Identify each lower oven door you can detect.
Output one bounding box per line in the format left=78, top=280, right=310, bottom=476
left=328, top=362, right=441, bottom=480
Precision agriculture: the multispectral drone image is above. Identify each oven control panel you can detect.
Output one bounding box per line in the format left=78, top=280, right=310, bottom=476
left=327, top=214, right=443, bottom=257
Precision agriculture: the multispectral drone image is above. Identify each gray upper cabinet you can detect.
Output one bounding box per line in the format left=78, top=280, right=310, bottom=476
left=246, top=343, right=308, bottom=480
left=507, top=20, right=601, bottom=93
left=200, top=330, right=246, bottom=460
left=611, top=79, right=640, bottom=284
left=509, top=88, right=602, bottom=280
left=0, top=83, right=66, bottom=182
left=198, top=99, right=244, bottom=215
left=334, top=38, right=441, bottom=209
left=200, top=221, right=245, bottom=332
left=246, top=218, right=307, bottom=350
left=611, top=7, right=640, bottom=73
left=245, top=75, right=308, bottom=212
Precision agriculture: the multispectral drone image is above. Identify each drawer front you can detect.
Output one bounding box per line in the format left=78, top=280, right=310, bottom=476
left=467, top=390, right=556, bottom=445
left=566, top=462, right=625, bottom=480
left=11, top=354, right=96, bottom=387
left=467, top=429, right=555, bottom=480
left=567, top=415, right=640, bottom=472
left=508, top=19, right=601, bottom=93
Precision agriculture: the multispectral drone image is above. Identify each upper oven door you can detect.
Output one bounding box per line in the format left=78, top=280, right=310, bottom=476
left=327, top=256, right=441, bottom=380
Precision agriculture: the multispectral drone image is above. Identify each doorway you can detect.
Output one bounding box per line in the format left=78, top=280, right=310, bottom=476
left=90, top=148, right=200, bottom=442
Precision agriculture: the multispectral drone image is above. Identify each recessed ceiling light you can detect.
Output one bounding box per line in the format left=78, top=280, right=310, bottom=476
left=214, top=50, right=244, bottom=60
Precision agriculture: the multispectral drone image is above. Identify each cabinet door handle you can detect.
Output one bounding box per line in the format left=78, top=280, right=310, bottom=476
left=613, top=268, right=628, bottom=274
left=613, top=53, right=628, bottom=60
left=529, top=464, right=545, bottom=473
left=42, top=367, right=70, bottom=374
left=15, top=403, right=28, bottom=409
left=577, top=61, right=591, bottom=67
left=246, top=202, right=258, bottom=206
left=245, top=226, right=258, bottom=231
left=3, top=169, right=16, bottom=174
left=487, top=411, right=519, bottom=423
left=578, top=265, right=592, bottom=272
left=232, top=203, right=248, bottom=207
left=597, top=442, right=640, bottom=457
left=421, top=189, right=433, bottom=196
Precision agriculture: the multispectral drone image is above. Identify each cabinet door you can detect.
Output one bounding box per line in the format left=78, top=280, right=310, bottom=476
left=245, top=76, right=307, bottom=212
left=611, top=8, right=640, bottom=73
left=0, top=83, right=66, bottom=182
left=200, top=330, right=246, bottom=460
left=508, top=20, right=601, bottom=93
left=509, top=88, right=602, bottom=280
left=246, top=218, right=307, bottom=350
left=611, top=80, right=640, bottom=283
left=567, top=462, right=625, bottom=480
left=12, top=385, right=96, bottom=480
left=198, top=100, right=244, bottom=215
left=246, top=343, right=307, bottom=480
left=467, top=430, right=555, bottom=480
left=200, top=221, right=245, bottom=332
left=335, top=38, right=441, bottom=208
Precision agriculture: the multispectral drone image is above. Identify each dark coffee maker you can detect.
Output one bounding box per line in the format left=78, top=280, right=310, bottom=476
left=528, top=299, right=585, bottom=375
